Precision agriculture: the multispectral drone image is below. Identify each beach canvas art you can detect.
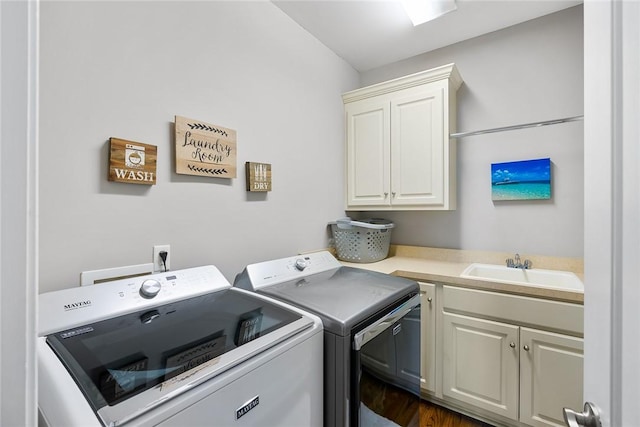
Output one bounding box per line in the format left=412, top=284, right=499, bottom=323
left=491, top=158, right=551, bottom=201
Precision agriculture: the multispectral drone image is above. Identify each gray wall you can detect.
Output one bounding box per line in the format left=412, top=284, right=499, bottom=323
left=356, top=5, right=584, bottom=258
left=39, top=1, right=359, bottom=292
left=38, top=2, right=583, bottom=292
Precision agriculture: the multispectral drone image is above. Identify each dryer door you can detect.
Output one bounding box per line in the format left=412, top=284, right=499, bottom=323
left=353, top=293, right=421, bottom=427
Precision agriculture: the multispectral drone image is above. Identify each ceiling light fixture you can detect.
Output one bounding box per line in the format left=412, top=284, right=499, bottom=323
left=400, top=0, right=458, bottom=26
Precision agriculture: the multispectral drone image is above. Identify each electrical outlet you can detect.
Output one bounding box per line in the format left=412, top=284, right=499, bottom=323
left=153, top=245, right=170, bottom=272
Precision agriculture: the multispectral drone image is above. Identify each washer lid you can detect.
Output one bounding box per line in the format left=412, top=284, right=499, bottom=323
left=257, top=266, right=419, bottom=336
left=44, top=288, right=311, bottom=426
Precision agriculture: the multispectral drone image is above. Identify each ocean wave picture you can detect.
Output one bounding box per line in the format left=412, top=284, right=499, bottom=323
left=491, top=158, right=551, bottom=201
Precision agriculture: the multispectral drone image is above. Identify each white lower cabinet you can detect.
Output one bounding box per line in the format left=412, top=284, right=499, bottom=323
left=440, top=286, right=584, bottom=427
left=442, top=312, right=519, bottom=420
left=519, top=327, right=584, bottom=427
left=419, top=283, right=437, bottom=394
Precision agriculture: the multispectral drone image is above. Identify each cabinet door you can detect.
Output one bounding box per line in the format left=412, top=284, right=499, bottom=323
left=442, top=312, right=519, bottom=420
left=390, top=85, right=445, bottom=207
left=345, top=98, right=390, bottom=207
left=520, top=327, right=584, bottom=427
left=420, top=283, right=437, bottom=394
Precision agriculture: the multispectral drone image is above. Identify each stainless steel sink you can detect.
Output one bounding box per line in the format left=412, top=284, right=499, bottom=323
left=460, top=263, right=584, bottom=292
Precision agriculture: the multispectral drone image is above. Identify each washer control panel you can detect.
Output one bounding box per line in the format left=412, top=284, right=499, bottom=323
left=39, top=265, right=230, bottom=336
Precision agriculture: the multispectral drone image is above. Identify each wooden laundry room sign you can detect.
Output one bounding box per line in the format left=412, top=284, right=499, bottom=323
left=108, top=138, right=157, bottom=185
left=175, top=115, right=237, bottom=179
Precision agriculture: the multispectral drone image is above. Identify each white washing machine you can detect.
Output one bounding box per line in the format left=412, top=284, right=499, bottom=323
left=38, top=265, right=323, bottom=426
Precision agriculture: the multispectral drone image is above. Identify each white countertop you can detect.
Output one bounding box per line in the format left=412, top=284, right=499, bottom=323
left=339, top=245, right=584, bottom=304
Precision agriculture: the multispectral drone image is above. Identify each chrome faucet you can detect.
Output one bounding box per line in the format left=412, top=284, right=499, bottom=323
left=506, top=253, right=532, bottom=269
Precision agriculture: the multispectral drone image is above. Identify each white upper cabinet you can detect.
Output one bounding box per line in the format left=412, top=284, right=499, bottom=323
left=343, top=64, right=463, bottom=210
left=345, top=97, right=390, bottom=207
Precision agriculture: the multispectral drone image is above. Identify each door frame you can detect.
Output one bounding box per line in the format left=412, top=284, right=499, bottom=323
left=0, top=0, right=39, bottom=425
left=584, top=0, right=639, bottom=426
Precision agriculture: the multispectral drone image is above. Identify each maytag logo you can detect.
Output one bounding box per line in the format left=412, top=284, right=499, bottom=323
left=63, top=300, right=92, bottom=311
left=236, top=395, right=259, bottom=420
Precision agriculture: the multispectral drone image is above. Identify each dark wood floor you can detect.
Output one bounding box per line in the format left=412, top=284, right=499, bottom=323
left=361, top=370, right=493, bottom=427
left=418, top=400, right=491, bottom=427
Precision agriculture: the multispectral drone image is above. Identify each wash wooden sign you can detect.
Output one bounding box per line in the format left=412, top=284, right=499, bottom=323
left=175, top=116, right=237, bottom=178
left=108, top=138, right=157, bottom=185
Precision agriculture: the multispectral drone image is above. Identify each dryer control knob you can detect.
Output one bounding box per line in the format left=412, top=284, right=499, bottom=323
left=140, top=279, right=161, bottom=298
left=294, top=258, right=308, bottom=271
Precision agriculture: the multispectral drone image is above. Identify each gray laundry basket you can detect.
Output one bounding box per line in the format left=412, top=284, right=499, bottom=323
left=330, top=218, right=394, bottom=263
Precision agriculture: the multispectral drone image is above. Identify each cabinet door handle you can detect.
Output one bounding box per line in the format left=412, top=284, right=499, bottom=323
left=419, top=291, right=432, bottom=303
left=509, top=342, right=516, bottom=349
left=392, top=192, right=396, bottom=198
left=523, top=345, right=530, bottom=351
left=384, top=192, right=389, bottom=198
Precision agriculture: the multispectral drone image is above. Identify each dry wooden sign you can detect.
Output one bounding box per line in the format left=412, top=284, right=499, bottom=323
left=245, top=162, right=272, bottom=192
left=175, top=115, right=237, bottom=178
left=108, top=137, right=157, bottom=185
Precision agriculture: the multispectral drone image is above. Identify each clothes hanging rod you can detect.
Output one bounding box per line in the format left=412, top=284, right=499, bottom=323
left=450, top=115, right=584, bottom=139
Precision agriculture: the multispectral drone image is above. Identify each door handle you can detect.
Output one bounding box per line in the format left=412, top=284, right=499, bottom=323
left=563, top=402, right=602, bottom=427
left=352, top=294, right=420, bottom=350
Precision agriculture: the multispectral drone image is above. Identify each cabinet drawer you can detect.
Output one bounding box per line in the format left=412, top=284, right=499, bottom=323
left=443, top=285, right=583, bottom=336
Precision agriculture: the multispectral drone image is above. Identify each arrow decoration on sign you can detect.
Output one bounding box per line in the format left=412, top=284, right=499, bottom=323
left=187, top=164, right=229, bottom=175
left=186, top=122, right=229, bottom=138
